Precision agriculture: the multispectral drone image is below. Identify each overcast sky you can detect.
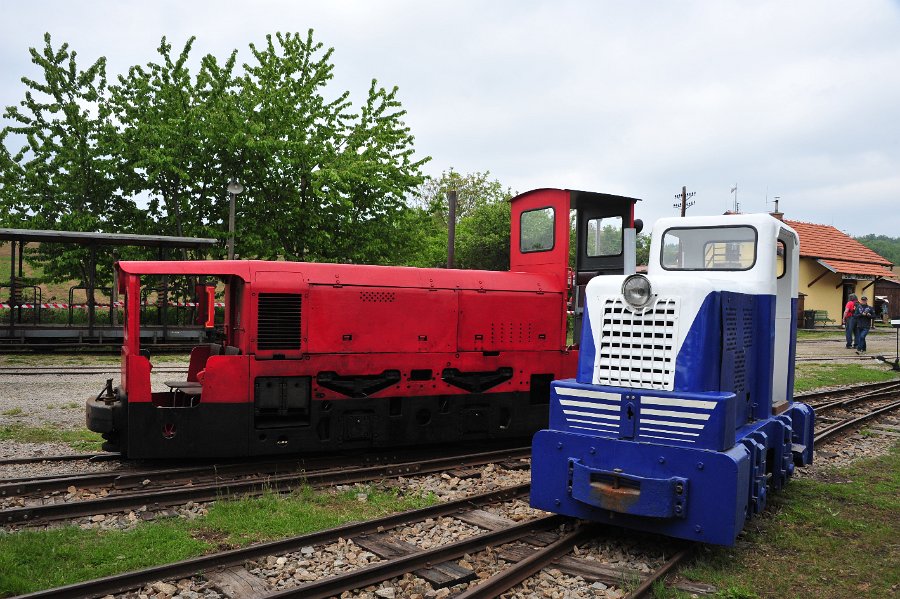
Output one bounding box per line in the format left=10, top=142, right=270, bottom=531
left=3, top=1, right=899, bottom=237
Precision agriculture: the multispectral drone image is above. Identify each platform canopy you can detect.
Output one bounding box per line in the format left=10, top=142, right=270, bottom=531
left=0, top=228, right=218, bottom=249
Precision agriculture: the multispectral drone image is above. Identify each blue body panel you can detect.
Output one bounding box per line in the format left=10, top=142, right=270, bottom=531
left=577, top=301, right=596, bottom=384
left=533, top=289, right=815, bottom=546
left=531, top=429, right=751, bottom=546
left=548, top=380, right=737, bottom=451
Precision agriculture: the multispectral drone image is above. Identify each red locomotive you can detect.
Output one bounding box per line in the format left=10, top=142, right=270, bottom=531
left=86, top=189, right=640, bottom=458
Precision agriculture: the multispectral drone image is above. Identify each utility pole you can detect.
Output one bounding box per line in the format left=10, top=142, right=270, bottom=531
left=673, top=186, right=696, bottom=217
left=226, top=179, right=244, bottom=260
left=447, top=190, right=457, bottom=268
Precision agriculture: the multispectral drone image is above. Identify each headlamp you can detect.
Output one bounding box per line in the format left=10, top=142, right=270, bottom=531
left=622, top=274, right=653, bottom=308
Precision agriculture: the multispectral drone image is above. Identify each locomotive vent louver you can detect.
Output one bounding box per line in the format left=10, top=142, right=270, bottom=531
left=596, top=296, right=678, bottom=390
left=257, top=293, right=302, bottom=350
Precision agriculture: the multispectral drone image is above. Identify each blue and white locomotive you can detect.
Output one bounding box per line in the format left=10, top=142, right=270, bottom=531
left=530, top=213, right=815, bottom=546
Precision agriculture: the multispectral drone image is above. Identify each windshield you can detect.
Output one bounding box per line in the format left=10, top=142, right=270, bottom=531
left=661, top=225, right=758, bottom=271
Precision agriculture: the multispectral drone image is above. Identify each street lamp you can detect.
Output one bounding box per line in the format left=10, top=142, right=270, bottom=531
left=226, top=179, right=244, bottom=260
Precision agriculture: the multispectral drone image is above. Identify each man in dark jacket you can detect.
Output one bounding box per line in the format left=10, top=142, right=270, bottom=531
left=855, top=296, right=876, bottom=353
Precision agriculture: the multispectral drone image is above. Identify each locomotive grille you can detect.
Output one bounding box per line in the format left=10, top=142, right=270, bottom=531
left=596, top=297, right=678, bottom=390
left=360, top=291, right=396, bottom=303
left=257, top=293, right=302, bottom=350
left=491, top=322, right=534, bottom=345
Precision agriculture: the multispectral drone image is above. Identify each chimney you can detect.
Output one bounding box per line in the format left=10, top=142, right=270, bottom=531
left=770, top=196, right=783, bottom=220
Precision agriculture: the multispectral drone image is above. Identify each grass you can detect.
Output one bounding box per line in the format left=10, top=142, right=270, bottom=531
left=0, top=485, right=436, bottom=596
left=796, top=328, right=843, bottom=340
left=0, top=424, right=103, bottom=452
left=0, top=522, right=207, bottom=596
left=0, top=408, right=23, bottom=417
left=657, top=443, right=900, bottom=599
left=793, top=362, right=900, bottom=392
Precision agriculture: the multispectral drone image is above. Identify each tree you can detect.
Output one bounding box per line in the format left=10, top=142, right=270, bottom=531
left=636, top=232, right=651, bottom=266
left=109, top=36, right=240, bottom=254
left=455, top=200, right=511, bottom=270
left=234, top=31, right=428, bottom=264
left=856, top=234, right=900, bottom=266
left=1, top=30, right=430, bottom=284
left=414, top=168, right=513, bottom=225
left=410, top=169, right=515, bottom=269
left=0, top=33, right=139, bottom=286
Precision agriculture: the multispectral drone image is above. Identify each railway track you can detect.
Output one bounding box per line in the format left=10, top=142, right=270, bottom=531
left=0, top=446, right=531, bottom=526
left=7, top=380, right=900, bottom=598
left=807, top=380, right=900, bottom=444
left=0, top=452, right=116, bottom=467
left=0, top=443, right=496, bottom=490
left=795, top=379, right=900, bottom=406
left=15, top=482, right=684, bottom=599
left=0, top=365, right=186, bottom=376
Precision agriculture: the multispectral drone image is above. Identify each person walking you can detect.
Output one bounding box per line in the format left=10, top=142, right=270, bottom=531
left=855, top=296, right=876, bottom=353
left=843, top=294, right=857, bottom=349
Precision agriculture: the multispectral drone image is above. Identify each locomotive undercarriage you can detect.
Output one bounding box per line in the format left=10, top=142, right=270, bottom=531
left=87, top=384, right=551, bottom=459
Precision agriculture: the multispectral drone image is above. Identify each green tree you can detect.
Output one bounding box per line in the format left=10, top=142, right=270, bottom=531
left=410, top=169, right=515, bottom=269
left=455, top=200, right=511, bottom=270
left=234, top=31, right=428, bottom=264
left=1, top=30, right=430, bottom=286
left=0, top=33, right=138, bottom=287
left=636, top=232, right=651, bottom=266
left=856, top=234, right=900, bottom=266
left=110, top=37, right=241, bottom=253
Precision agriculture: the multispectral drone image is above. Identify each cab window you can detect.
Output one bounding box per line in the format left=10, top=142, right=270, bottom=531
left=520, top=207, right=555, bottom=252
left=586, top=216, right=623, bottom=257
left=776, top=240, right=786, bottom=278
left=661, top=226, right=758, bottom=271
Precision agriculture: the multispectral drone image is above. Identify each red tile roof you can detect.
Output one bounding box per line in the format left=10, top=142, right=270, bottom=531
left=817, top=258, right=896, bottom=278
left=783, top=219, right=892, bottom=266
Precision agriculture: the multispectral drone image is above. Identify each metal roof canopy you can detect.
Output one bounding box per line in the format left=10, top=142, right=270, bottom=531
left=3, top=228, right=218, bottom=341
left=0, top=228, right=218, bottom=249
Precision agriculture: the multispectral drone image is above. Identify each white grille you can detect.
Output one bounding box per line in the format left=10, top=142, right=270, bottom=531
left=595, top=297, right=679, bottom=390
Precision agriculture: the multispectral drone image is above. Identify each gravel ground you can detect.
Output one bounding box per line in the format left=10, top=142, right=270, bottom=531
left=0, top=364, right=188, bottom=431
left=796, top=327, right=900, bottom=362
left=798, top=411, right=900, bottom=478
left=0, top=441, right=122, bottom=480
left=3, top=346, right=899, bottom=599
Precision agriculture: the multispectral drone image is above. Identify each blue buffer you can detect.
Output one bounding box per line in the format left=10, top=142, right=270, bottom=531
left=530, top=379, right=813, bottom=546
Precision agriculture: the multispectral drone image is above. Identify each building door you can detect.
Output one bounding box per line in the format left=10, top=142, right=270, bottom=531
left=842, top=283, right=856, bottom=316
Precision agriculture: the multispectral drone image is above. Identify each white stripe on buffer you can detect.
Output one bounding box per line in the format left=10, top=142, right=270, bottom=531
left=641, top=396, right=717, bottom=410
left=642, top=434, right=696, bottom=444
left=641, top=408, right=710, bottom=421
left=640, top=418, right=704, bottom=430
left=559, top=399, right=620, bottom=412
left=571, top=425, right=616, bottom=433
left=562, top=409, right=619, bottom=421
left=556, top=387, right=621, bottom=402
left=568, top=418, right=618, bottom=429
left=640, top=427, right=700, bottom=437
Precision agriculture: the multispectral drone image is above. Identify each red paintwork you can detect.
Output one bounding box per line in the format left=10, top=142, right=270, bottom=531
left=113, top=189, right=624, bottom=411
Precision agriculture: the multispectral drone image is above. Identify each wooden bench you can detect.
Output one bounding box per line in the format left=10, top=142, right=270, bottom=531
left=813, top=310, right=836, bottom=326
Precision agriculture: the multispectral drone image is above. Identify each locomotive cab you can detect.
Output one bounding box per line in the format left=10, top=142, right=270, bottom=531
left=531, top=213, right=815, bottom=546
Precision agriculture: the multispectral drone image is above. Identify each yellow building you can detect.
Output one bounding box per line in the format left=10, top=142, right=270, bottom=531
left=782, top=218, right=894, bottom=323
